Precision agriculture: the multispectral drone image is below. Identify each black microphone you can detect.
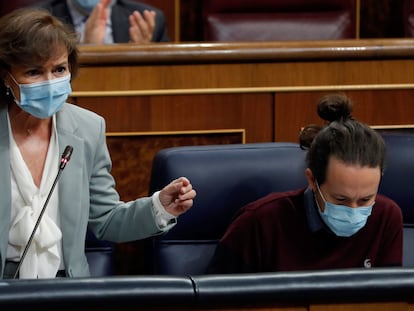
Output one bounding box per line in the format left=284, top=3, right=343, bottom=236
left=13, top=145, right=74, bottom=279
left=60, top=145, right=73, bottom=169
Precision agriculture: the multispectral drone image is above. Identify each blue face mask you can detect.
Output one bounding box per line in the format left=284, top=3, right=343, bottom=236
left=73, top=0, right=100, bottom=13
left=9, top=74, right=72, bottom=119
left=315, top=182, right=374, bottom=237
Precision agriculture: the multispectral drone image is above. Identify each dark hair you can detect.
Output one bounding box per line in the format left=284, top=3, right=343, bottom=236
left=0, top=8, right=79, bottom=99
left=299, top=93, right=386, bottom=185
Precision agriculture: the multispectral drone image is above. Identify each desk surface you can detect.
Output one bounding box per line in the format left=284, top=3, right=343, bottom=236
left=78, top=39, right=414, bottom=65
left=1, top=268, right=413, bottom=310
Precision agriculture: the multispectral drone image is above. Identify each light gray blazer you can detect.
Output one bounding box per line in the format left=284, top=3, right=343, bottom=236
left=0, top=103, right=163, bottom=278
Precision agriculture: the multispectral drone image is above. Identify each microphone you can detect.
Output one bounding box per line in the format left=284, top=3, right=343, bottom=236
left=13, top=145, right=74, bottom=279
left=60, top=145, right=73, bottom=169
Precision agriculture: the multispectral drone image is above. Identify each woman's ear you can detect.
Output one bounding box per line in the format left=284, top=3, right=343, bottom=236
left=2, top=73, right=11, bottom=89
left=305, top=168, right=316, bottom=191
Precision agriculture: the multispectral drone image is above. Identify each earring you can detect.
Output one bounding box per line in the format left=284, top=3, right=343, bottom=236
left=5, top=86, right=10, bottom=96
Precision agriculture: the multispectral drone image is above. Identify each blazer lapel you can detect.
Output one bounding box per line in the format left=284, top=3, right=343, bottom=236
left=56, top=105, right=85, bottom=263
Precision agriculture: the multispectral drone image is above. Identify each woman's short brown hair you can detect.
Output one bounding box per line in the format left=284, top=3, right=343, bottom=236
left=0, top=7, right=79, bottom=92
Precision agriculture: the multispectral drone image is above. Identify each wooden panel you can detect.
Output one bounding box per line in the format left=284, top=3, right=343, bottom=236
left=73, top=93, right=274, bottom=143
left=74, top=60, right=414, bottom=91
left=274, top=90, right=414, bottom=142
left=74, top=40, right=414, bottom=95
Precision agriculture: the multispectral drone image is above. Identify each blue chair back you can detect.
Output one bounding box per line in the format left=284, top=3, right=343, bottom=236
left=379, top=132, right=414, bottom=267
left=85, top=229, right=115, bottom=276
left=148, top=142, right=308, bottom=275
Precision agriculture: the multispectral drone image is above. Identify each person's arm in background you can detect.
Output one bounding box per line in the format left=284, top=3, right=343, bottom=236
left=83, top=0, right=111, bottom=44
left=85, top=0, right=166, bottom=44
left=128, top=9, right=156, bottom=43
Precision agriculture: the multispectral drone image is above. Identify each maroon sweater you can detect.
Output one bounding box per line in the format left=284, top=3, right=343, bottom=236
left=208, top=188, right=403, bottom=274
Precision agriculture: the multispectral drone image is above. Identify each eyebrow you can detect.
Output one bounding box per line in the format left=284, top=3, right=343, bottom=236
left=330, top=193, right=376, bottom=200
left=54, top=61, right=69, bottom=67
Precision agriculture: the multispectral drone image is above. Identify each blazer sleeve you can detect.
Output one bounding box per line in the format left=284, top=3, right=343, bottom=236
left=75, top=108, right=163, bottom=243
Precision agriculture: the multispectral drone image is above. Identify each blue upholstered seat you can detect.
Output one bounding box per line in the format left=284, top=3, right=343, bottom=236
left=148, top=142, right=308, bottom=275
left=85, top=230, right=114, bottom=277
left=379, top=132, right=414, bottom=267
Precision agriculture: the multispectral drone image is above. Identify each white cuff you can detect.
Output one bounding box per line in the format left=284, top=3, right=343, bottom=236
left=152, top=191, right=177, bottom=230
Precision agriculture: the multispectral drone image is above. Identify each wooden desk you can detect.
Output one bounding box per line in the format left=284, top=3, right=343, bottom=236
left=1, top=269, right=414, bottom=310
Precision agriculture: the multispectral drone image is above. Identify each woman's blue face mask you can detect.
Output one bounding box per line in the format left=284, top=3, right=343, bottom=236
left=315, top=181, right=374, bottom=237
left=8, top=74, right=72, bottom=119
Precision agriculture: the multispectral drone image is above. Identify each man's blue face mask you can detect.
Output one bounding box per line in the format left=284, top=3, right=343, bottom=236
left=72, top=0, right=116, bottom=14
left=315, top=181, right=374, bottom=237
left=73, top=0, right=100, bottom=13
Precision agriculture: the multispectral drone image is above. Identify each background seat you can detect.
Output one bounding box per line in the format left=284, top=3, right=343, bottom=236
left=148, top=142, right=308, bottom=275
left=202, top=0, right=357, bottom=41
left=378, top=132, right=414, bottom=267
left=85, top=229, right=115, bottom=277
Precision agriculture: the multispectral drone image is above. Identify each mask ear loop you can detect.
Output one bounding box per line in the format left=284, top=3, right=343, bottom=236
left=314, top=180, right=327, bottom=213
left=315, top=180, right=327, bottom=202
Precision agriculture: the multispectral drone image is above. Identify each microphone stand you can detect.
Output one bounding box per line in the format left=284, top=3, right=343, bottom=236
left=13, top=146, right=73, bottom=279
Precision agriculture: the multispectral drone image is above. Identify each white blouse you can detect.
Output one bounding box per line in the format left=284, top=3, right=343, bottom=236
left=7, top=114, right=63, bottom=279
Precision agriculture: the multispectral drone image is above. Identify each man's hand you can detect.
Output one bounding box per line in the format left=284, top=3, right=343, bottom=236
left=83, top=0, right=112, bottom=44
left=128, top=9, right=156, bottom=44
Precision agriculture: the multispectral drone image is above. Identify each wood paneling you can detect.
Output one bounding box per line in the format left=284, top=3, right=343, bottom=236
left=75, top=39, right=414, bottom=90
left=74, top=40, right=414, bottom=147
left=274, top=90, right=414, bottom=142
left=73, top=94, right=273, bottom=143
